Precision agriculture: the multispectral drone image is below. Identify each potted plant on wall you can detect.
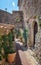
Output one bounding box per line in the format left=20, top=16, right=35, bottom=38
left=7, top=30, right=16, bottom=63
left=2, top=30, right=16, bottom=63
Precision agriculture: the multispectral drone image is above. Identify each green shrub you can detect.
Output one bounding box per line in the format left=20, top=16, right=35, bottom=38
left=23, top=28, right=28, bottom=44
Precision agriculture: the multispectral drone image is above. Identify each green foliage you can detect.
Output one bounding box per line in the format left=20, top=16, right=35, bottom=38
left=2, top=35, right=9, bottom=54
left=14, top=29, right=19, bottom=37
left=7, top=31, right=15, bottom=54
left=23, top=29, right=28, bottom=39
left=0, top=30, right=14, bottom=60
left=8, top=32, right=13, bottom=46
left=5, top=47, right=15, bottom=54
left=2, top=35, right=8, bottom=42
left=2, top=30, right=15, bottom=55
left=0, top=36, right=2, bottom=57
left=0, top=36, right=5, bottom=60
left=16, top=17, right=20, bottom=22
left=0, top=29, right=15, bottom=60
left=23, top=28, right=28, bottom=43
left=39, top=21, right=41, bottom=27
left=38, top=16, right=41, bottom=27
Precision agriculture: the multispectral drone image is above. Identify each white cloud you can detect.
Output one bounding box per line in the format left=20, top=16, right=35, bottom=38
left=12, top=2, right=15, bottom=7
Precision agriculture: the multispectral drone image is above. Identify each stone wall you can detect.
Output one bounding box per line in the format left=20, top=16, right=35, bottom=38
left=18, top=0, right=41, bottom=19
left=0, top=9, right=24, bottom=29
left=18, top=0, right=41, bottom=30
left=12, top=11, right=24, bottom=29
left=18, top=0, right=41, bottom=48
left=0, top=9, right=12, bottom=24
left=18, top=1, right=41, bottom=64
left=34, top=29, right=41, bottom=65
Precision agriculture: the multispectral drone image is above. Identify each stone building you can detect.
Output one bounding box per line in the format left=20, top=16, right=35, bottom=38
left=18, top=0, right=41, bottom=64
left=0, top=9, right=24, bottom=30
left=18, top=0, right=41, bottom=48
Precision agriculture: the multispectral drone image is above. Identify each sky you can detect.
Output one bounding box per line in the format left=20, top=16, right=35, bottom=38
left=0, top=0, right=19, bottom=13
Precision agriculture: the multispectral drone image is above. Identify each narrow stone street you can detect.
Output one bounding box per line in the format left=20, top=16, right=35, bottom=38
left=0, top=0, right=41, bottom=65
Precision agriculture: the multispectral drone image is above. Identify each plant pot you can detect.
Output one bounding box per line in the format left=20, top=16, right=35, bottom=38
left=0, top=58, right=5, bottom=65
left=7, top=53, right=16, bottom=63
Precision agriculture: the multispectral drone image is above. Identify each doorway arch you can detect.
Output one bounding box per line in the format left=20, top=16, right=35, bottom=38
left=33, top=21, right=38, bottom=48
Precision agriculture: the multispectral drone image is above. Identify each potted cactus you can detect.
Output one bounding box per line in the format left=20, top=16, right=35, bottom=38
left=7, top=30, right=16, bottom=63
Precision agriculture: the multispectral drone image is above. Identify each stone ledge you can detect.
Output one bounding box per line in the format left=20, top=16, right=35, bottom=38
left=18, top=50, right=30, bottom=65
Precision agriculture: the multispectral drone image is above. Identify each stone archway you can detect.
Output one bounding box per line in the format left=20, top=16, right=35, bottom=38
left=33, top=21, right=38, bottom=48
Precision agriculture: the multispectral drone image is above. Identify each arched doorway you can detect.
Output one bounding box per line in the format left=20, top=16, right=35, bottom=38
left=33, top=21, right=38, bottom=48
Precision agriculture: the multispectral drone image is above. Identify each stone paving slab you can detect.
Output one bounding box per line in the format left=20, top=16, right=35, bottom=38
left=24, top=49, right=38, bottom=65
left=16, top=41, right=38, bottom=65
left=18, top=50, right=30, bottom=65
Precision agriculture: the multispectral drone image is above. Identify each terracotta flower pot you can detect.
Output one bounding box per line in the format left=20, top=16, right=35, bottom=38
left=7, top=53, right=16, bottom=63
